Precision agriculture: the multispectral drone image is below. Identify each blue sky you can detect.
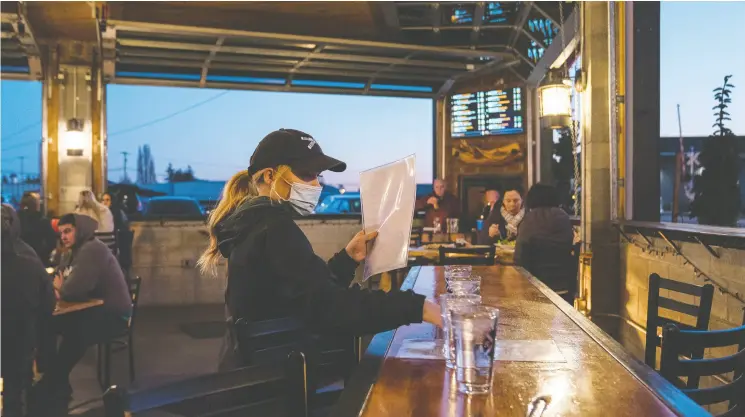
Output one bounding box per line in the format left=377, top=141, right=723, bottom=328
left=2, top=2, right=743, bottom=184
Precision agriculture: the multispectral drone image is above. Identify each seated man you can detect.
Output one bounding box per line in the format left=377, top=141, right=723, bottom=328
left=34, top=213, right=132, bottom=413
left=414, top=179, right=460, bottom=229
left=1, top=204, right=56, bottom=417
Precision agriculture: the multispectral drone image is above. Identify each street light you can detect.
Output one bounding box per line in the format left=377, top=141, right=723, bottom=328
left=64, top=118, right=86, bottom=156
left=538, top=68, right=572, bottom=129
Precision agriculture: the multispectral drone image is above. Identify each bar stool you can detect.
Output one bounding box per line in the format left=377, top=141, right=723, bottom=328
left=660, top=310, right=745, bottom=417
left=645, top=273, right=714, bottom=383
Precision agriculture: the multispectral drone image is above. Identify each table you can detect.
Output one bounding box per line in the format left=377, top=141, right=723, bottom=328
left=54, top=299, right=104, bottom=316
left=331, top=266, right=707, bottom=417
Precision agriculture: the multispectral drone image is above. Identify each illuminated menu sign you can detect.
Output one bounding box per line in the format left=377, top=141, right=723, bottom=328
left=450, top=87, right=524, bottom=138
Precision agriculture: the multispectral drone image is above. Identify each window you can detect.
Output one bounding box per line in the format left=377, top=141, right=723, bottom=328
left=106, top=85, right=433, bottom=218
left=1, top=80, right=42, bottom=208
left=659, top=2, right=745, bottom=228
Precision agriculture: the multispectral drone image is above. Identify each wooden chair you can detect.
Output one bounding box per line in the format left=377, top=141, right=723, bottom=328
left=438, top=246, right=495, bottom=266
left=103, top=351, right=310, bottom=417
left=660, top=312, right=745, bottom=417
left=645, top=273, right=714, bottom=381
left=98, top=276, right=142, bottom=390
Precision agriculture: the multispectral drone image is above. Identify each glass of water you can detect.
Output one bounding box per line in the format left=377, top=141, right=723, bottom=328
left=439, top=293, right=482, bottom=369
left=447, top=275, right=481, bottom=295
left=451, top=305, right=500, bottom=394
left=444, top=265, right=472, bottom=277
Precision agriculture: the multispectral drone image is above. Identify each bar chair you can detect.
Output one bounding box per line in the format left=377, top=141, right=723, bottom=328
left=645, top=273, right=714, bottom=382
left=98, top=276, right=142, bottom=390
left=660, top=311, right=745, bottom=417
left=410, top=227, right=423, bottom=247
left=233, top=316, right=361, bottom=412
left=103, top=350, right=311, bottom=417
left=95, top=232, right=118, bottom=256
left=438, top=246, right=495, bottom=266
left=515, top=239, right=576, bottom=304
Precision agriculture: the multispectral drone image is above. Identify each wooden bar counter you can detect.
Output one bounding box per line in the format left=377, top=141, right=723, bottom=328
left=331, top=266, right=708, bottom=417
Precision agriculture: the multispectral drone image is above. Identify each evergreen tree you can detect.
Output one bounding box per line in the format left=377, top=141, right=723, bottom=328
left=690, top=75, right=741, bottom=226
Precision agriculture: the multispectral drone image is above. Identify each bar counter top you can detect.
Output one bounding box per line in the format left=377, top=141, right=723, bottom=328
left=331, top=266, right=708, bottom=417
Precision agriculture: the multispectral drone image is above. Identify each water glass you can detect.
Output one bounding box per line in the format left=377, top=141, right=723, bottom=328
left=451, top=305, right=500, bottom=394
left=433, top=217, right=442, bottom=233
left=438, top=294, right=482, bottom=369
left=447, top=275, right=481, bottom=295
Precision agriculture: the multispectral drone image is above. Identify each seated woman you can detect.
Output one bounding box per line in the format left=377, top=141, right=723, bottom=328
left=202, top=129, right=442, bottom=376
left=477, top=187, right=524, bottom=244
left=514, top=183, right=575, bottom=303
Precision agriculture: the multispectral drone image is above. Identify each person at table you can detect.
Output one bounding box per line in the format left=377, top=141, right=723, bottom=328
left=201, top=129, right=442, bottom=372
left=1, top=204, right=55, bottom=417
left=74, top=189, right=115, bottom=233
left=478, top=187, right=524, bottom=244
left=414, top=178, right=460, bottom=229
left=514, top=184, right=575, bottom=302
left=102, top=191, right=129, bottom=233
left=33, top=213, right=132, bottom=413
left=18, top=191, right=57, bottom=266
left=481, top=186, right=500, bottom=220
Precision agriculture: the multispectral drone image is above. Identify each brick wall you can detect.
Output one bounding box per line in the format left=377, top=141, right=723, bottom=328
left=618, top=232, right=745, bottom=413
left=130, top=217, right=361, bottom=306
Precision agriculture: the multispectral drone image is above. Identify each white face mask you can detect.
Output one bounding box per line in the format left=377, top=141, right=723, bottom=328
left=271, top=174, right=322, bottom=216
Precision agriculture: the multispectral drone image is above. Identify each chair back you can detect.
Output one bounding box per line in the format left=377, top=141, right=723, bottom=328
left=516, top=239, right=576, bottom=294
left=103, top=350, right=310, bottom=417
left=645, top=273, right=714, bottom=379
left=410, top=227, right=423, bottom=247
left=660, top=314, right=745, bottom=417
left=438, top=245, right=495, bottom=266
left=96, top=232, right=118, bottom=255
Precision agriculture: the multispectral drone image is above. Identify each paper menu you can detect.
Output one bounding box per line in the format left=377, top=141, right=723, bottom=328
left=360, top=155, right=417, bottom=280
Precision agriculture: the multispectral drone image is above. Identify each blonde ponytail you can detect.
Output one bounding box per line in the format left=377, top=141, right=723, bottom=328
left=198, top=170, right=255, bottom=276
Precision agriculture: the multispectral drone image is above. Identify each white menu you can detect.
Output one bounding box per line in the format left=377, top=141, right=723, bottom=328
left=360, top=155, right=417, bottom=280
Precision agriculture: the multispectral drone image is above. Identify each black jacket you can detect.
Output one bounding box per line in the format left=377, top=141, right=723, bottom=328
left=1, top=205, right=55, bottom=361
left=477, top=203, right=508, bottom=245
left=216, top=197, right=425, bottom=339
left=18, top=209, right=57, bottom=266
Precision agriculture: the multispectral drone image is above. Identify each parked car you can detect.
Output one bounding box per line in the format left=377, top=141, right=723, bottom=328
left=315, top=193, right=361, bottom=214
left=143, top=196, right=205, bottom=219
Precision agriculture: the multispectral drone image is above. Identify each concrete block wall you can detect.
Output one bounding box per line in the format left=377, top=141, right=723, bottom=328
left=130, top=217, right=361, bottom=307
left=618, top=233, right=745, bottom=414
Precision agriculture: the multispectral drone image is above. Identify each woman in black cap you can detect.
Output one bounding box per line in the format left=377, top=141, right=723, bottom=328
left=204, top=129, right=442, bottom=370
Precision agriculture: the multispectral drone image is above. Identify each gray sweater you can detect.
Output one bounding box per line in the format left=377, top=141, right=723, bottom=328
left=59, top=214, right=132, bottom=318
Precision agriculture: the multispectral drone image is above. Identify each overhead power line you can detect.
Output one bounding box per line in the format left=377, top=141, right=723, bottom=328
left=1, top=121, right=42, bottom=141
left=1, top=90, right=231, bottom=152
left=109, top=91, right=231, bottom=138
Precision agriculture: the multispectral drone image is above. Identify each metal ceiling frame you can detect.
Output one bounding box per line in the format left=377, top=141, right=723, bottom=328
left=1, top=2, right=574, bottom=99
left=526, top=7, right=578, bottom=86
left=1, top=6, right=42, bottom=80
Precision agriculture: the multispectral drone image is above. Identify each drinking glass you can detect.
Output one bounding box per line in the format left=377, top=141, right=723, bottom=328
left=446, top=218, right=459, bottom=234
left=451, top=305, right=500, bottom=394
left=433, top=217, right=442, bottom=233
left=447, top=275, right=481, bottom=295
left=444, top=266, right=472, bottom=283
left=439, top=293, right=481, bottom=369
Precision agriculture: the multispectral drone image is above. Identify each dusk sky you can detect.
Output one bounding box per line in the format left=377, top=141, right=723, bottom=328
left=2, top=2, right=743, bottom=185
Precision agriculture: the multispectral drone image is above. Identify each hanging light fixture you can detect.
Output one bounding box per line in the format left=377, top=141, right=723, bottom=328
left=65, top=118, right=85, bottom=156
left=538, top=68, right=572, bottom=129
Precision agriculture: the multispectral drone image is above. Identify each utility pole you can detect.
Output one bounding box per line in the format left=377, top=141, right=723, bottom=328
left=121, top=151, right=130, bottom=183
left=18, top=156, right=25, bottom=199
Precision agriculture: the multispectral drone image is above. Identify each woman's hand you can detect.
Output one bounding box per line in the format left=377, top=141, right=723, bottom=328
left=345, top=230, right=378, bottom=263
left=422, top=300, right=443, bottom=328
left=488, top=224, right=501, bottom=238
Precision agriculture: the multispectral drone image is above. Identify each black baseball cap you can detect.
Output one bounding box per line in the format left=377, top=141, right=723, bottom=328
left=247, top=129, right=346, bottom=176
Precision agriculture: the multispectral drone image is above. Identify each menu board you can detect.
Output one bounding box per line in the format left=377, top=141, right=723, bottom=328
left=450, top=87, right=524, bottom=138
